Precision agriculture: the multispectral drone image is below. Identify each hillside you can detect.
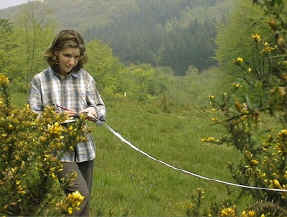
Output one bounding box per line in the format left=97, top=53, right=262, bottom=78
left=0, top=0, right=232, bottom=29
left=0, top=0, right=235, bottom=74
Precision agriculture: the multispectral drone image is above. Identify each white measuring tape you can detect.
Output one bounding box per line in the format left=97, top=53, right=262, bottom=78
left=104, top=123, right=287, bottom=192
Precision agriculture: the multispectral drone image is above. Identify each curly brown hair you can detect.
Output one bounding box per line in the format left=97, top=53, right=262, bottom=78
left=44, top=30, right=88, bottom=72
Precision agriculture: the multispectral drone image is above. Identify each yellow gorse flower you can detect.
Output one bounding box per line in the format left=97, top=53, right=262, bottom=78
left=248, top=210, right=255, bottom=217
left=0, top=74, right=9, bottom=86
left=69, top=191, right=85, bottom=201
left=273, top=179, right=282, bottom=188
left=250, top=159, right=259, bottom=165
left=207, top=137, right=217, bottom=142
left=233, top=57, right=244, bottom=65
left=278, top=129, right=287, bottom=137
left=241, top=210, right=256, bottom=217
left=58, top=191, right=85, bottom=215
left=67, top=207, right=73, bottom=215
left=232, top=83, right=241, bottom=88
left=48, top=122, right=64, bottom=135
left=220, top=207, right=236, bottom=217
left=252, top=33, right=261, bottom=42
left=262, top=42, right=275, bottom=54
left=242, top=210, right=247, bottom=217
left=67, top=191, right=85, bottom=208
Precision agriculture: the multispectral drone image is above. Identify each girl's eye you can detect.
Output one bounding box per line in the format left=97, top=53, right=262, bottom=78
left=63, top=54, right=80, bottom=59
left=63, top=54, right=72, bottom=58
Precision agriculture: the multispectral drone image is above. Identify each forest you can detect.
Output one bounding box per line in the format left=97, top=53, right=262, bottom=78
left=0, top=0, right=233, bottom=75
left=1, top=0, right=287, bottom=216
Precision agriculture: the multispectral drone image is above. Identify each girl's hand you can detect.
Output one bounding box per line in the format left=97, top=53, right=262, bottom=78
left=80, top=107, right=98, bottom=121
left=64, top=110, right=77, bottom=117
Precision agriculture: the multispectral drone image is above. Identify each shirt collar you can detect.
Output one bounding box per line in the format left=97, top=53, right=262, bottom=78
left=48, top=67, right=80, bottom=79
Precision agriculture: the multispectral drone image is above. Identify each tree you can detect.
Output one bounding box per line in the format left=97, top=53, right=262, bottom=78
left=85, top=39, right=123, bottom=95
left=0, top=19, right=18, bottom=81
left=12, top=2, right=57, bottom=93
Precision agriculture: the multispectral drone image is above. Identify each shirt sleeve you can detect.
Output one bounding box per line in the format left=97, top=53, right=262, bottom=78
left=29, top=76, right=43, bottom=113
left=86, top=75, right=106, bottom=124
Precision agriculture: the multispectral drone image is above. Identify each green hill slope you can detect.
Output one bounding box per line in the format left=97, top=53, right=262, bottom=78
left=0, top=0, right=235, bottom=75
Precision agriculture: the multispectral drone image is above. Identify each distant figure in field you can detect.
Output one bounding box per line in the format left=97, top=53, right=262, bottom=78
left=29, top=30, right=106, bottom=217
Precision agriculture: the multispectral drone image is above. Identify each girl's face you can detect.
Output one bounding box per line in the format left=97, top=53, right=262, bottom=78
left=55, top=47, right=81, bottom=75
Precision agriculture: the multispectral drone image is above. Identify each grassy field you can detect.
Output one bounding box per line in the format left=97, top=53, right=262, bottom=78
left=89, top=68, right=248, bottom=216
left=11, top=68, right=251, bottom=216
left=90, top=101, right=242, bottom=216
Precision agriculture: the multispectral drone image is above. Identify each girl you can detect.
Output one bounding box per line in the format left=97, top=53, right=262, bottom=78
left=29, top=30, right=105, bottom=216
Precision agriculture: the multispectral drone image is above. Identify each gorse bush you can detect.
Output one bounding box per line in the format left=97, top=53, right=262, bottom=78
left=0, top=74, right=87, bottom=216
left=198, top=0, right=287, bottom=216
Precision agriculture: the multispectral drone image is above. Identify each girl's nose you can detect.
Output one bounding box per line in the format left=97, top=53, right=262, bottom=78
left=69, top=57, right=76, bottom=65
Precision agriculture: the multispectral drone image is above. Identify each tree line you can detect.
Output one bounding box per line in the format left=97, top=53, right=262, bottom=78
left=83, top=0, right=230, bottom=75
left=0, top=0, right=233, bottom=75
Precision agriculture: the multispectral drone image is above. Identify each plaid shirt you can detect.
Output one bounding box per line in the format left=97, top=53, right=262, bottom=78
left=29, top=67, right=106, bottom=162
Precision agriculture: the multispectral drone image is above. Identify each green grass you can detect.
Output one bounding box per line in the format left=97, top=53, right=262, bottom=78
left=89, top=98, right=243, bottom=216
left=11, top=68, right=249, bottom=216
left=87, top=68, right=246, bottom=216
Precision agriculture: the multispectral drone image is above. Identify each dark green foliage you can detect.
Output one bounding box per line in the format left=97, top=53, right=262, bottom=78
left=203, top=0, right=287, bottom=215
left=82, top=0, right=228, bottom=75
left=0, top=19, right=12, bottom=32
left=216, top=0, right=275, bottom=75
left=0, top=19, right=19, bottom=85
left=0, top=0, right=233, bottom=75
left=160, top=19, right=217, bottom=75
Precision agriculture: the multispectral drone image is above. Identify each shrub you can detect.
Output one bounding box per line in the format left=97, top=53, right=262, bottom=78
left=201, top=0, right=287, bottom=216
left=0, top=74, right=87, bottom=216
